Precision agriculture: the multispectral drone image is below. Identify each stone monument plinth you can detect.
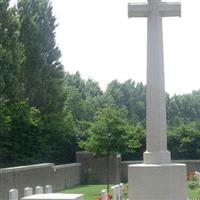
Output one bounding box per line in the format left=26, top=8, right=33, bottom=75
left=128, top=164, right=187, bottom=199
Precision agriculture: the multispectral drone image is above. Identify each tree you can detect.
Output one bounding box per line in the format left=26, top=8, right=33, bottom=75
left=167, top=91, right=200, bottom=125
left=105, top=80, right=146, bottom=123
left=0, top=100, right=42, bottom=168
left=80, top=106, right=139, bottom=191
left=123, top=122, right=145, bottom=160
left=0, top=0, right=36, bottom=167
left=18, top=0, right=65, bottom=114
left=65, top=73, right=106, bottom=121
left=39, top=111, right=76, bottom=164
left=17, top=0, right=76, bottom=164
left=85, top=79, right=103, bottom=97
left=168, top=120, right=200, bottom=159
left=64, top=72, right=86, bottom=121
left=0, top=0, right=25, bottom=102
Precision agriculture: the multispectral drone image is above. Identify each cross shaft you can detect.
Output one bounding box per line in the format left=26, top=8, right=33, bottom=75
left=128, top=0, right=181, bottom=164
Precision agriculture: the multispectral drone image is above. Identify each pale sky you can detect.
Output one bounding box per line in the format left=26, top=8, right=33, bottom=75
left=12, top=0, right=200, bottom=95
left=52, top=0, right=200, bottom=95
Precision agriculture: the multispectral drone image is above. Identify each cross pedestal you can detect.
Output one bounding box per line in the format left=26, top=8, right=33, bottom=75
left=128, top=0, right=187, bottom=199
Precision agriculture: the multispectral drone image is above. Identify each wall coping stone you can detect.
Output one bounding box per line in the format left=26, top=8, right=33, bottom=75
left=0, top=163, right=54, bottom=173
left=54, top=163, right=81, bottom=169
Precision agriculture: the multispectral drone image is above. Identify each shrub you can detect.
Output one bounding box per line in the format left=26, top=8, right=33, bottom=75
left=188, top=181, right=199, bottom=190
left=190, top=175, right=199, bottom=182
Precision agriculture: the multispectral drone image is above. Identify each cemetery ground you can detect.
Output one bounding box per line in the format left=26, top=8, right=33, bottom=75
left=61, top=183, right=199, bottom=200
left=188, top=187, right=200, bottom=200
left=188, top=176, right=200, bottom=199
left=62, top=185, right=114, bottom=200
left=189, top=187, right=200, bottom=200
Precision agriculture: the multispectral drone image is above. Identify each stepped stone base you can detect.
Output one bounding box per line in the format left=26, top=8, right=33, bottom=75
left=128, top=163, right=187, bottom=200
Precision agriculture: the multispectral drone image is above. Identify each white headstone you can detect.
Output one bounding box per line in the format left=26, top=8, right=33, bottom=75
left=24, top=187, right=33, bottom=197
left=45, top=185, right=52, bottom=193
left=9, top=189, right=18, bottom=200
left=119, top=183, right=124, bottom=194
left=101, top=189, right=107, bottom=200
left=35, top=186, right=43, bottom=194
left=115, top=185, right=120, bottom=200
left=111, top=186, right=117, bottom=200
left=128, top=0, right=187, bottom=199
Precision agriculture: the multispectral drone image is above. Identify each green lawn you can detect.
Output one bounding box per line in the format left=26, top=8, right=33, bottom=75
left=62, top=184, right=200, bottom=200
left=188, top=187, right=200, bottom=199
left=62, top=185, right=110, bottom=200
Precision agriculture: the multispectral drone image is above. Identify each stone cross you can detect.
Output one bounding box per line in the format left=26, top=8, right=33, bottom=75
left=128, top=0, right=181, bottom=164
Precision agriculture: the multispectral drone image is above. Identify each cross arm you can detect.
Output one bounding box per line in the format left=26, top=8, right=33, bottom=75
left=158, top=2, right=181, bottom=17
left=128, top=2, right=181, bottom=18
left=128, top=3, right=149, bottom=18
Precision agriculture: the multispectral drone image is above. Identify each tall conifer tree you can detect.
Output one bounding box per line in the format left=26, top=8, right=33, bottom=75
left=18, top=0, right=65, bottom=114
left=0, top=0, right=25, bottom=102
left=17, top=0, right=77, bottom=164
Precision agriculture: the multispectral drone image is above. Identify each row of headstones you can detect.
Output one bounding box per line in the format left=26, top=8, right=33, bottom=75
left=9, top=185, right=53, bottom=200
left=101, top=183, right=125, bottom=200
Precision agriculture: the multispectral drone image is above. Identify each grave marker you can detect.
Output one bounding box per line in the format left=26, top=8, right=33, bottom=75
left=35, top=186, right=43, bottom=194
left=45, top=185, right=52, bottom=193
left=24, top=187, right=33, bottom=197
left=111, top=186, right=117, bottom=200
left=101, top=189, right=107, bottom=200
left=9, top=189, right=18, bottom=200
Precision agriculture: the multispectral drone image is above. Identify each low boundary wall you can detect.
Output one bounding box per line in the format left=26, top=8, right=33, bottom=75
left=2, top=153, right=200, bottom=200
left=76, top=151, right=121, bottom=184
left=0, top=163, right=81, bottom=200
left=54, top=163, right=81, bottom=191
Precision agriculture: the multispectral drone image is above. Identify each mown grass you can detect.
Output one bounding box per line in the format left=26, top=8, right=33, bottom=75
left=188, top=184, right=200, bottom=200
left=62, top=184, right=110, bottom=200
left=62, top=183, right=200, bottom=200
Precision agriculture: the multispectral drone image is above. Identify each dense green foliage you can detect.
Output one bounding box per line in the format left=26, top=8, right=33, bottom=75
left=0, top=0, right=25, bottom=102
left=0, top=0, right=200, bottom=168
left=80, top=106, right=141, bottom=191
left=106, top=80, right=146, bottom=123
left=80, top=106, right=130, bottom=156
left=0, top=0, right=74, bottom=167
left=18, top=0, right=65, bottom=114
